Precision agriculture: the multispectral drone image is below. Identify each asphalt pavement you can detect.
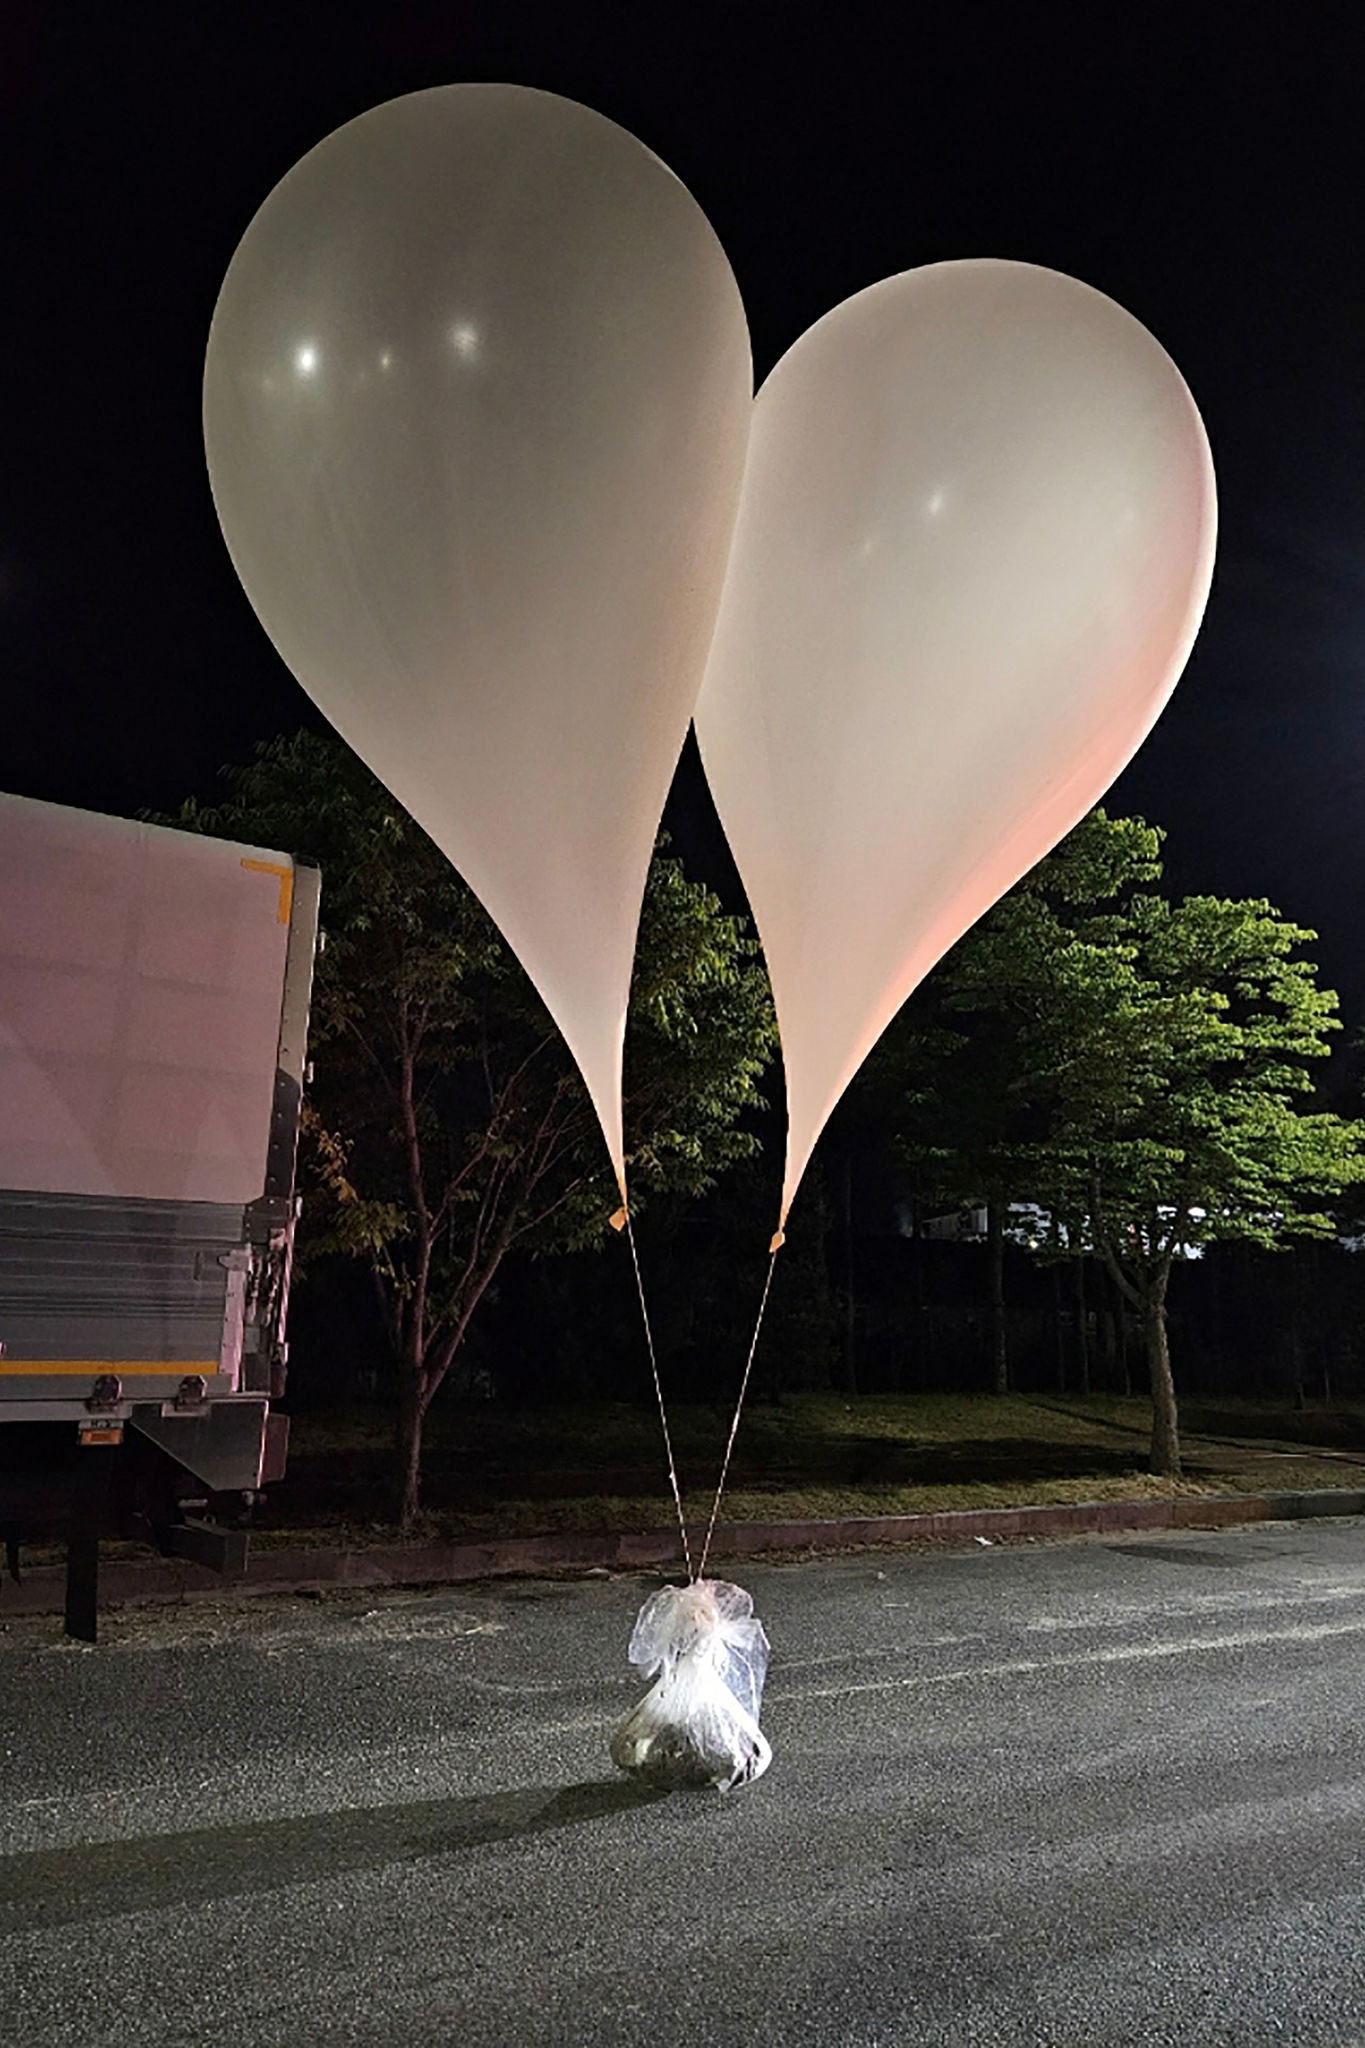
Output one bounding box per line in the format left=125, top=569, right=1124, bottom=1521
left=2, top=1521, right=1364, bottom=2047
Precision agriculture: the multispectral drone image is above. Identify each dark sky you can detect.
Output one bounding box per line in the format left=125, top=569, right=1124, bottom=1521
left=5, top=6, right=1364, bottom=1008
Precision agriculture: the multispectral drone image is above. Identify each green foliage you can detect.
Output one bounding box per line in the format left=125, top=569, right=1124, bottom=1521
left=871, top=811, right=1165, bottom=1221
left=1053, top=888, right=1364, bottom=1267
left=874, top=808, right=1363, bottom=1268
left=865, top=807, right=1365, bottom=1470
left=621, top=840, right=776, bottom=1207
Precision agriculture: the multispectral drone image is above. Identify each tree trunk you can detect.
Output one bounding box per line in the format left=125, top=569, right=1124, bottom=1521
left=1099, top=1305, right=1117, bottom=1391
left=842, top=1153, right=859, bottom=1395
left=1074, top=1256, right=1091, bottom=1397
left=1207, top=1248, right=1224, bottom=1386
left=1145, top=1270, right=1181, bottom=1477
left=1291, top=1251, right=1317, bottom=1411
left=986, top=1203, right=1008, bottom=1396
left=1309, top=1247, right=1331, bottom=1406
left=1109, top=1267, right=1132, bottom=1396
left=1051, top=1265, right=1067, bottom=1395
left=393, top=1370, right=426, bottom=1530
left=910, top=1206, right=926, bottom=1396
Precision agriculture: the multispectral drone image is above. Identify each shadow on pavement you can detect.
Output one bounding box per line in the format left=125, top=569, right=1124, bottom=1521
left=0, top=1777, right=668, bottom=1932
left=1105, top=1542, right=1245, bottom=1568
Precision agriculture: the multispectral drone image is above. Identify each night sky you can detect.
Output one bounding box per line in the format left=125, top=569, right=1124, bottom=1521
left=5, top=7, right=1363, bottom=1012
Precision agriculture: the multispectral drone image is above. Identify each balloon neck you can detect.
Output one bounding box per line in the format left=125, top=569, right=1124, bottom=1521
left=769, top=1230, right=786, bottom=1255
left=609, top=1205, right=629, bottom=1233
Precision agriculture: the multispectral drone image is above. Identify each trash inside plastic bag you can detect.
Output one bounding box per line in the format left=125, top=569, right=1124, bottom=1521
left=610, top=1578, right=772, bottom=1792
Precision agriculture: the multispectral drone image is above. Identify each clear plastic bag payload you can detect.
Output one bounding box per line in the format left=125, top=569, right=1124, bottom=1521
left=610, top=1579, right=772, bottom=1791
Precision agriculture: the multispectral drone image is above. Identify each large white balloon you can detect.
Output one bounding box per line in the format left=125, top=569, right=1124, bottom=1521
left=205, top=85, right=751, bottom=1198
left=694, top=259, right=1216, bottom=1231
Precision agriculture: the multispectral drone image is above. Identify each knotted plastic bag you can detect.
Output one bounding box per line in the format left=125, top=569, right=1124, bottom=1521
left=609, top=1578, right=772, bottom=1792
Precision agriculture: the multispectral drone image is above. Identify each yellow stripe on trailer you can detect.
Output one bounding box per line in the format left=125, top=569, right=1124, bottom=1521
left=240, top=857, right=294, bottom=924
left=0, top=1360, right=220, bottom=1376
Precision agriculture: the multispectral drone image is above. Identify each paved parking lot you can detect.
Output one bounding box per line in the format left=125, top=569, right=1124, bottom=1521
left=2, top=1521, right=1364, bottom=2045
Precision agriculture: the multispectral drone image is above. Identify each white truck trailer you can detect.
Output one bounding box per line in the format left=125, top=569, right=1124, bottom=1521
left=0, top=791, right=319, bottom=1634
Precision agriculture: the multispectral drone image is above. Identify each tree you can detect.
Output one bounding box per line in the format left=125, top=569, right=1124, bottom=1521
left=874, top=812, right=1365, bottom=1475
left=880, top=1018, right=1031, bottom=1395
left=167, top=731, right=776, bottom=1526
left=873, top=812, right=1163, bottom=1393
left=1048, top=889, right=1365, bottom=1475
left=871, top=806, right=1358, bottom=1466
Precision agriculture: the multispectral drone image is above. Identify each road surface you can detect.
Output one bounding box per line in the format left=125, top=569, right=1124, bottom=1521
left=2, top=1520, right=1364, bottom=2046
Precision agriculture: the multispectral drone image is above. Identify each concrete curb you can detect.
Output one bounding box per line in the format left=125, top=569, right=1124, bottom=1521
left=4, top=1488, right=1364, bottom=1619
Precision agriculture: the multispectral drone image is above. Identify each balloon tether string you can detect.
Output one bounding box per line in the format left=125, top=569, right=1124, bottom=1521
left=622, top=1210, right=693, bottom=1582
left=697, top=1242, right=781, bottom=1583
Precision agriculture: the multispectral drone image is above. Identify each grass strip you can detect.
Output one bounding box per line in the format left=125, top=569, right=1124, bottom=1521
left=250, top=1393, right=1363, bottom=1550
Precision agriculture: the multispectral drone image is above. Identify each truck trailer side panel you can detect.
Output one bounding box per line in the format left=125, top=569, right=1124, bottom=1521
left=0, top=792, right=317, bottom=1514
